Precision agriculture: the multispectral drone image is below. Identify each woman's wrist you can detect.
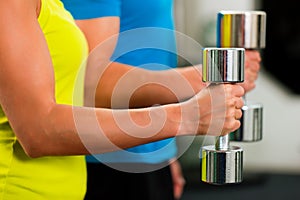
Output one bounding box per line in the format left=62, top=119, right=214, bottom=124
left=164, top=101, right=199, bottom=137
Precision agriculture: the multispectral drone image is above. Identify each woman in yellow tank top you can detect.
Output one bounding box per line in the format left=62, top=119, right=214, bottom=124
left=0, top=0, right=245, bottom=199
left=0, top=0, right=89, bottom=199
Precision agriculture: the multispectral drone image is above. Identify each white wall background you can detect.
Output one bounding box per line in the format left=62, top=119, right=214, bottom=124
left=174, top=0, right=300, bottom=174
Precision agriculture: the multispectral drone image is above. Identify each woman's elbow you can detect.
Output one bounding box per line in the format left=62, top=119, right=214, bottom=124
left=16, top=128, right=49, bottom=158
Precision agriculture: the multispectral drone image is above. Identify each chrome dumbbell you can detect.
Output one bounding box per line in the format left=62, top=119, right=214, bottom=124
left=201, top=47, right=244, bottom=185
left=217, top=10, right=267, bottom=142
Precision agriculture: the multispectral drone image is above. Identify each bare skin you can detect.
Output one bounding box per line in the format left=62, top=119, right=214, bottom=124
left=0, top=0, right=244, bottom=161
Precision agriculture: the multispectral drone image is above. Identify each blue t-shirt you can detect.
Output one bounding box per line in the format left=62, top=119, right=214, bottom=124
left=62, top=0, right=178, bottom=164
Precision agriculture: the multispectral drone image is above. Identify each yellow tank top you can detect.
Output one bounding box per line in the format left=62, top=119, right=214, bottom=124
left=0, top=0, right=88, bottom=199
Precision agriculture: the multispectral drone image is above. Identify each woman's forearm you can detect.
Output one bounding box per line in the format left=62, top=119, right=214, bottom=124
left=16, top=82, right=245, bottom=158
left=21, top=102, right=182, bottom=158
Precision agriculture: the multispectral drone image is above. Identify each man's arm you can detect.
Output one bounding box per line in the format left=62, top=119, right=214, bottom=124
left=78, top=17, right=260, bottom=109
left=76, top=17, right=203, bottom=108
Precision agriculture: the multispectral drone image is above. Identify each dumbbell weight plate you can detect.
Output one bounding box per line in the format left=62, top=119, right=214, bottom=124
left=217, top=10, right=267, bottom=49
left=201, top=145, right=243, bottom=185
left=231, top=102, right=263, bottom=142
left=202, top=47, right=244, bottom=83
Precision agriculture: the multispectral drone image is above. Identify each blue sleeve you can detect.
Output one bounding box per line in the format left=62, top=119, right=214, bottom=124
left=61, top=0, right=121, bottom=20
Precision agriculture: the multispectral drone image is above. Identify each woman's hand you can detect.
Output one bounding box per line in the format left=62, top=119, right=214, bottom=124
left=179, top=83, right=245, bottom=137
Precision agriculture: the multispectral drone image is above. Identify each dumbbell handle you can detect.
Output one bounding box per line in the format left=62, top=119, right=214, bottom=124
left=215, top=81, right=236, bottom=151
left=211, top=82, right=235, bottom=150
left=211, top=81, right=233, bottom=151
left=216, top=134, right=230, bottom=150
left=243, top=95, right=247, bottom=102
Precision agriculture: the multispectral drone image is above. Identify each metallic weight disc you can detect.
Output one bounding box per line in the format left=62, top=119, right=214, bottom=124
left=201, top=145, right=243, bottom=185
left=217, top=10, right=267, bottom=49
left=202, top=48, right=245, bottom=83
left=231, top=102, right=263, bottom=142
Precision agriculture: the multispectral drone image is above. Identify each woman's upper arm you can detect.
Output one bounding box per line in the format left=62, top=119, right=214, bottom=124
left=0, top=0, right=56, bottom=138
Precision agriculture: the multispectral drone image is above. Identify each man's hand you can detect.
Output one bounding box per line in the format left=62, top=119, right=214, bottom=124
left=240, top=50, right=261, bottom=93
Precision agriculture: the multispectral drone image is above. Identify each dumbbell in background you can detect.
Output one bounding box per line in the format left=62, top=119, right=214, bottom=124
left=201, top=47, right=245, bottom=185
left=217, top=10, right=267, bottom=142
